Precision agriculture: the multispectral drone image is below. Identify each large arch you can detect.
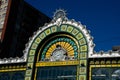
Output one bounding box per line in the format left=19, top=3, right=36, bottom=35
left=24, top=10, right=94, bottom=80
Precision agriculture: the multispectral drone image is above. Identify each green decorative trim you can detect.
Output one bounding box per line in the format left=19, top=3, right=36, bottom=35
left=29, top=50, right=35, bottom=56
left=31, top=43, right=38, bottom=50
left=39, top=32, right=46, bottom=39
left=27, top=63, right=33, bottom=68
left=25, top=23, right=89, bottom=80
left=79, top=38, right=86, bottom=45
left=79, top=75, right=86, bottom=80
left=34, top=37, right=41, bottom=44
left=72, top=28, right=79, bottom=35
left=28, top=56, right=34, bottom=62
left=61, top=24, right=67, bottom=31
left=51, top=26, right=57, bottom=32
left=45, top=28, right=51, bottom=35
left=80, top=52, right=87, bottom=59
left=25, top=77, right=31, bottom=80
left=79, top=67, right=87, bottom=74
left=67, top=25, right=74, bottom=32
left=80, top=45, right=87, bottom=52
left=26, top=70, right=32, bottom=76
left=76, top=33, right=83, bottom=40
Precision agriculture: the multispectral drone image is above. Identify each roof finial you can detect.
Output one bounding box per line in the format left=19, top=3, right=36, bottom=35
left=53, top=9, right=66, bottom=20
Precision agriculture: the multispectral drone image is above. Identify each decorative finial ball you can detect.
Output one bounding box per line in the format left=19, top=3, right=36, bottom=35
left=54, top=9, right=66, bottom=19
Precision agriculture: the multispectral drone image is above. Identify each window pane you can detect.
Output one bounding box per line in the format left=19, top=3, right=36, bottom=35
left=36, top=66, right=77, bottom=80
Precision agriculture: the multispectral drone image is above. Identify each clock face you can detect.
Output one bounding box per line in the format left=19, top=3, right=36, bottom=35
left=50, top=45, right=66, bottom=61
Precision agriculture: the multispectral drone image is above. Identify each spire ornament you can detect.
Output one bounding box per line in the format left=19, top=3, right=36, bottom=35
left=53, top=9, right=66, bottom=20
left=53, top=9, right=67, bottom=26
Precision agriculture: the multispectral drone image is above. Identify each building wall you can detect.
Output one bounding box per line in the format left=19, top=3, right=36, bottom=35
left=0, top=0, right=8, bottom=40
left=0, top=1, right=120, bottom=80
left=0, top=0, right=51, bottom=58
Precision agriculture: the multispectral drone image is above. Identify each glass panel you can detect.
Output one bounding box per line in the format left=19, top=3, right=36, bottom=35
left=11, top=72, right=25, bottom=80
left=0, top=71, right=25, bottom=80
left=0, top=73, right=10, bottom=80
left=92, top=68, right=120, bottom=80
left=36, top=66, right=77, bottom=80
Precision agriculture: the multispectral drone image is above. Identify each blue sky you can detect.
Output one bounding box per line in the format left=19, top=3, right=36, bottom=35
left=25, top=0, right=120, bottom=52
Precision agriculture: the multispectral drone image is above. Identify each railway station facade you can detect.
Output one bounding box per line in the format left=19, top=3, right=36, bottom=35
left=0, top=0, right=120, bottom=80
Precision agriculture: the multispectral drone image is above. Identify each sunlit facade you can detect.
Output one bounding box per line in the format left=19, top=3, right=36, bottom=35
left=0, top=1, right=120, bottom=80
left=0, top=0, right=8, bottom=40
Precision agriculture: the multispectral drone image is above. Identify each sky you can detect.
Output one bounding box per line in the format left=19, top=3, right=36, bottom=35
left=25, top=0, right=120, bottom=52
